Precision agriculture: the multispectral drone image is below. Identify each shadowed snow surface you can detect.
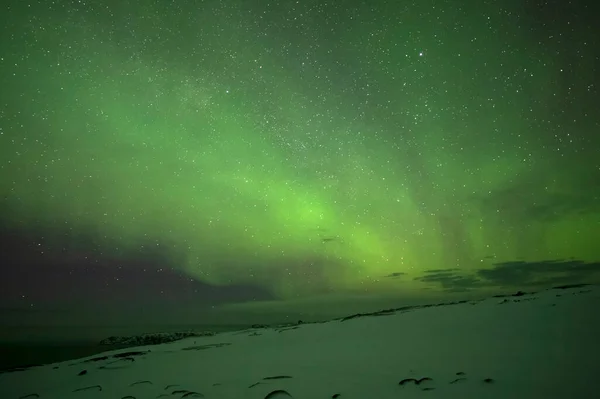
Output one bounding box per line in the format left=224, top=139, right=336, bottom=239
left=0, top=284, right=598, bottom=399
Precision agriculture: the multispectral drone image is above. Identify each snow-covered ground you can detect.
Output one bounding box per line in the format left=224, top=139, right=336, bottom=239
left=1, top=284, right=598, bottom=399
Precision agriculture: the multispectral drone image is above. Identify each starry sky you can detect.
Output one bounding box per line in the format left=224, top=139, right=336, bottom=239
left=1, top=0, right=599, bottom=326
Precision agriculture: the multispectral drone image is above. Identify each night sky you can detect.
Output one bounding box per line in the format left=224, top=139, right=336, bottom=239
left=1, top=0, right=599, bottom=326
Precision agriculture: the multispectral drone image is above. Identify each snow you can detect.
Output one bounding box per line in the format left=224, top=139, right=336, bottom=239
left=1, top=284, right=598, bottom=399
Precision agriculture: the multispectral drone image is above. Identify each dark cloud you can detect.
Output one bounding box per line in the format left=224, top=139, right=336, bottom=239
left=0, top=260, right=274, bottom=308
left=0, top=229, right=274, bottom=309
left=415, top=270, right=482, bottom=291
left=477, top=259, right=600, bottom=287
left=424, top=268, right=460, bottom=273
left=415, top=259, right=600, bottom=291
left=383, top=272, right=406, bottom=278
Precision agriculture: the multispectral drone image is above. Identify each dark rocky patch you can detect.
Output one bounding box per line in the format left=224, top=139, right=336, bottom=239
left=422, top=387, right=435, bottom=391
left=182, top=342, right=231, bottom=351
left=122, top=396, right=136, bottom=399
left=157, top=395, right=170, bottom=398
left=53, top=366, right=59, bottom=369
left=493, top=290, right=530, bottom=298
left=449, top=378, right=467, bottom=384
left=499, top=295, right=538, bottom=304
left=553, top=283, right=590, bottom=290
left=18, top=394, right=40, bottom=399
left=84, top=355, right=109, bottom=363
left=130, top=380, right=153, bottom=386
left=399, top=377, right=432, bottom=386
left=263, top=375, right=293, bottom=380
left=372, top=310, right=396, bottom=316
left=100, top=331, right=214, bottom=346
left=172, top=390, right=189, bottom=394
left=248, top=332, right=262, bottom=336
left=73, top=385, right=103, bottom=392
left=332, top=394, right=340, bottom=398
left=339, top=303, right=468, bottom=322
left=456, top=372, right=466, bottom=376
left=82, top=352, right=139, bottom=370
left=483, top=378, right=495, bottom=383
left=165, top=384, right=180, bottom=390
left=340, top=309, right=396, bottom=321
left=114, top=350, right=148, bottom=358
left=276, top=326, right=299, bottom=332
left=339, top=312, right=362, bottom=321
left=333, top=284, right=596, bottom=323
left=264, top=390, right=293, bottom=399
left=77, top=369, right=87, bottom=376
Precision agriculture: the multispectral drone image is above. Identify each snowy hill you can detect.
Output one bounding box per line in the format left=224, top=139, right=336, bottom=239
left=0, top=284, right=598, bottom=399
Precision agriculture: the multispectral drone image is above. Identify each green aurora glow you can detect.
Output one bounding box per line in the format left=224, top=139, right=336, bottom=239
left=1, top=0, right=599, bottom=300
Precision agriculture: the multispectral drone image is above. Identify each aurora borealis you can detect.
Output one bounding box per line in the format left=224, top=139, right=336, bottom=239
left=1, top=0, right=599, bottom=322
